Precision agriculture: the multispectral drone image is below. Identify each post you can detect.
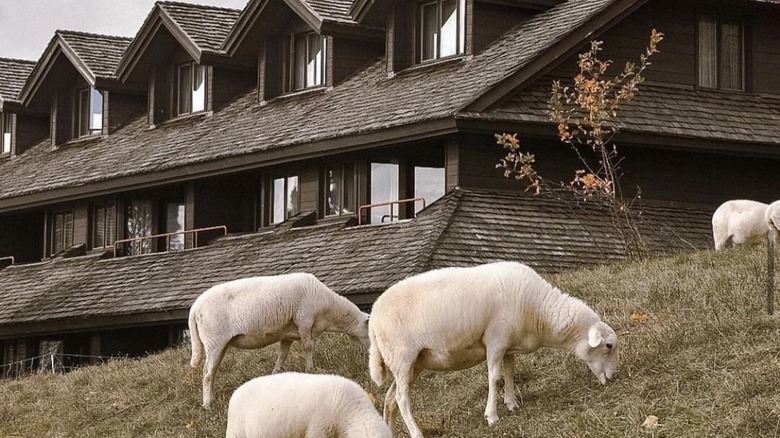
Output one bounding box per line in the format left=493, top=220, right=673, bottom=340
left=768, top=236, right=775, bottom=315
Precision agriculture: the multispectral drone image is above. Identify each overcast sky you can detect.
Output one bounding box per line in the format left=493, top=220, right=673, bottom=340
left=0, top=0, right=249, bottom=61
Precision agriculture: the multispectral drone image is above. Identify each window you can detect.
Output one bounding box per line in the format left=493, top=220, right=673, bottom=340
left=271, top=175, right=299, bottom=224
left=324, top=163, right=355, bottom=217
left=126, top=200, right=153, bottom=255
left=370, top=161, right=400, bottom=223
left=164, top=202, right=185, bottom=251
left=286, top=32, right=327, bottom=91
left=414, top=165, right=445, bottom=213
left=38, top=340, right=64, bottom=372
left=176, top=63, right=207, bottom=115
left=92, top=202, right=117, bottom=250
left=418, top=0, right=465, bottom=62
left=698, top=16, right=743, bottom=90
left=1, top=113, right=11, bottom=154
left=75, top=87, right=103, bottom=137
left=51, top=210, right=74, bottom=255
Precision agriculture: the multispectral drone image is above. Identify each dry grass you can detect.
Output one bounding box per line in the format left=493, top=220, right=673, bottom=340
left=2, top=245, right=780, bottom=437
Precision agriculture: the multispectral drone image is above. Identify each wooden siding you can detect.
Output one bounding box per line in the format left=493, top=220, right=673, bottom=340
left=149, top=66, right=170, bottom=126
left=193, top=175, right=258, bottom=235
left=212, top=66, right=255, bottom=110
left=751, top=7, right=780, bottom=93
left=386, top=2, right=411, bottom=74
left=14, top=115, right=48, bottom=155
left=472, top=2, right=533, bottom=54
left=108, top=93, right=145, bottom=134
left=299, top=164, right=320, bottom=213
left=0, top=211, right=45, bottom=263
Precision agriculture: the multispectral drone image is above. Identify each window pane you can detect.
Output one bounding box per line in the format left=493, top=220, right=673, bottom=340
left=192, top=65, right=206, bottom=112
left=414, top=166, right=445, bottom=213
left=440, top=0, right=459, bottom=58
left=370, top=162, right=399, bottom=223
left=105, top=204, right=116, bottom=246
left=178, top=64, right=192, bottom=115
left=90, top=88, right=103, bottom=132
left=342, top=164, right=355, bottom=215
left=127, top=200, right=153, bottom=255
left=272, top=177, right=286, bottom=223
left=294, top=34, right=307, bottom=90
left=93, top=206, right=106, bottom=248
left=720, top=23, right=742, bottom=90
left=420, top=3, right=438, bottom=61
left=166, top=202, right=185, bottom=251
left=306, top=34, right=325, bottom=87
left=458, top=0, right=465, bottom=54
left=64, top=213, right=73, bottom=249
left=325, top=166, right=340, bottom=216
left=53, top=214, right=64, bottom=254
left=286, top=176, right=299, bottom=218
left=1, top=113, right=10, bottom=154
left=698, top=17, right=718, bottom=88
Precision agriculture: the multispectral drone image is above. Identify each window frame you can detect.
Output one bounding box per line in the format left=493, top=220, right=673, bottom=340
left=697, top=15, right=744, bottom=91
left=0, top=112, right=11, bottom=155
left=323, top=163, right=356, bottom=218
left=175, top=62, right=207, bottom=116
left=51, top=210, right=74, bottom=256
left=74, top=86, right=103, bottom=138
left=269, top=174, right=300, bottom=225
left=417, top=0, right=466, bottom=64
left=91, top=202, right=117, bottom=250
left=285, top=31, right=327, bottom=92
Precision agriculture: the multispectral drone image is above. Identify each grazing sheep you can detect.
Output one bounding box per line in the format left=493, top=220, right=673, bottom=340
left=226, top=372, right=392, bottom=438
left=712, top=199, right=769, bottom=250
left=767, top=200, right=780, bottom=242
left=189, top=273, right=370, bottom=408
left=369, top=261, right=618, bottom=438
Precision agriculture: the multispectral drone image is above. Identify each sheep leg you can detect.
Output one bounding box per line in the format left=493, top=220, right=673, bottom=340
left=272, top=340, right=293, bottom=374
left=297, top=325, right=315, bottom=372
left=394, top=366, right=425, bottom=438
left=383, top=381, right=398, bottom=436
left=202, top=341, right=229, bottom=408
left=502, top=353, right=520, bottom=411
left=484, top=348, right=506, bottom=425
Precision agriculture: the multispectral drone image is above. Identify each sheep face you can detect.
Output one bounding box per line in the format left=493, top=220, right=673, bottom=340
left=574, top=322, right=619, bottom=385
left=350, top=314, right=370, bottom=349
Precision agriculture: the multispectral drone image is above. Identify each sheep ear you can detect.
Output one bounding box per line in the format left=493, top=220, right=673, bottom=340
left=587, top=325, right=603, bottom=348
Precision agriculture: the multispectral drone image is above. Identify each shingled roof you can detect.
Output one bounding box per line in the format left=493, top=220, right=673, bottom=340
left=158, top=1, right=243, bottom=53
left=462, top=76, right=780, bottom=149
left=0, top=58, right=36, bottom=106
left=0, top=0, right=620, bottom=205
left=0, top=187, right=712, bottom=337
left=303, top=0, right=356, bottom=23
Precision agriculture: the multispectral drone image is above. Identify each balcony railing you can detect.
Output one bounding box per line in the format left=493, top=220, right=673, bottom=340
left=357, top=197, right=426, bottom=225
left=112, top=225, right=227, bottom=257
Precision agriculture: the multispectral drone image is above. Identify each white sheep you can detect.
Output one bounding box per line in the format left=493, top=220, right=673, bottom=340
left=368, top=261, right=618, bottom=438
left=767, top=200, right=780, bottom=242
left=189, top=273, right=370, bottom=408
left=712, top=199, right=769, bottom=250
left=226, top=372, right=392, bottom=438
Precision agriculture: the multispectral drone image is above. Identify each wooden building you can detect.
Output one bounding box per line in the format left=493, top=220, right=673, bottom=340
left=0, top=0, right=778, bottom=375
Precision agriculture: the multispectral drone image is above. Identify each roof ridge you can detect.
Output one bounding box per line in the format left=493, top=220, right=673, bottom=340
left=0, top=57, right=36, bottom=65
left=417, top=188, right=466, bottom=273
left=157, top=0, right=243, bottom=13
left=55, top=29, right=133, bottom=42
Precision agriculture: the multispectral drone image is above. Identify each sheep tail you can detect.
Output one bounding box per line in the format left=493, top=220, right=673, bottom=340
left=368, top=326, right=387, bottom=387
left=189, top=309, right=204, bottom=368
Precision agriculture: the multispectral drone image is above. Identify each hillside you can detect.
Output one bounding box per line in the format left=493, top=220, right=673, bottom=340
left=1, top=245, right=779, bottom=437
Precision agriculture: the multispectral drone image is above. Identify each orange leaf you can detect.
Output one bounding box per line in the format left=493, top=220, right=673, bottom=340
left=630, top=310, right=648, bottom=322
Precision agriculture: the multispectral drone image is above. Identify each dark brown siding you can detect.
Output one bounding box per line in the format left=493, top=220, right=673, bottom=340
left=332, top=38, right=383, bottom=85
left=193, top=175, right=258, bottom=235
left=259, top=37, right=283, bottom=101
left=299, top=164, right=319, bottom=213
left=212, top=66, right=255, bottom=110
left=73, top=204, right=88, bottom=247
left=108, top=93, right=145, bottom=133
left=150, top=66, right=170, bottom=126
left=751, top=8, right=780, bottom=94
left=53, top=91, right=72, bottom=146
left=0, top=211, right=45, bottom=263
left=472, top=2, right=532, bottom=54
left=15, top=115, right=48, bottom=155
left=387, top=2, right=411, bottom=74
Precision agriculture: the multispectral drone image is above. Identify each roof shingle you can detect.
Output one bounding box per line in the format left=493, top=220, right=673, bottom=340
left=57, top=31, right=132, bottom=79
left=158, top=1, right=243, bottom=52
left=0, top=58, right=36, bottom=104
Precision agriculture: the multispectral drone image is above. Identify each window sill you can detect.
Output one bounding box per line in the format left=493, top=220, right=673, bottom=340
left=55, top=134, right=105, bottom=150
left=149, top=110, right=212, bottom=129
left=261, top=86, right=328, bottom=105
left=389, top=54, right=468, bottom=78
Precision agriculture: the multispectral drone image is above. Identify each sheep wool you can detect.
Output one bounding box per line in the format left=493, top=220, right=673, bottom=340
left=369, top=261, right=618, bottom=438
left=767, top=200, right=780, bottom=241
left=226, top=372, right=391, bottom=438
left=712, top=199, right=770, bottom=250
left=189, top=273, right=369, bottom=407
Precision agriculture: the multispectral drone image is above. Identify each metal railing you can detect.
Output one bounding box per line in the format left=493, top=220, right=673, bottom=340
left=112, top=225, right=227, bottom=257
left=357, top=197, right=426, bottom=225
left=0, top=256, right=15, bottom=266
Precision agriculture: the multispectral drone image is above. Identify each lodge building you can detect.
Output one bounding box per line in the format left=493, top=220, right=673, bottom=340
left=0, top=0, right=778, bottom=375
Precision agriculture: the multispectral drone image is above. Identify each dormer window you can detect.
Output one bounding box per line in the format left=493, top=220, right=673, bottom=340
left=75, top=87, right=103, bottom=137
left=697, top=16, right=743, bottom=91
left=418, top=0, right=465, bottom=63
left=285, top=32, right=327, bottom=92
left=271, top=175, right=300, bottom=224
left=176, top=63, right=207, bottom=115
left=1, top=113, right=11, bottom=154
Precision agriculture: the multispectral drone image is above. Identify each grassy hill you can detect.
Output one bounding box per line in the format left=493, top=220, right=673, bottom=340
left=2, top=245, right=780, bottom=437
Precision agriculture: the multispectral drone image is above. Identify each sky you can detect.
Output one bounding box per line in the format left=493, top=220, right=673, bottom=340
left=0, top=0, right=249, bottom=61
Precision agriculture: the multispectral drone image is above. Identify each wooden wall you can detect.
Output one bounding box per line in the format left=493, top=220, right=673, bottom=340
left=108, top=93, right=145, bottom=133
left=212, top=66, right=256, bottom=111
left=472, top=2, right=532, bottom=54
left=332, top=38, right=383, bottom=86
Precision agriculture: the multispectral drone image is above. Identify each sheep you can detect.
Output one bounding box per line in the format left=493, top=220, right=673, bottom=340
left=712, top=199, right=769, bottom=250
left=368, top=261, right=618, bottom=438
left=226, top=372, right=392, bottom=438
left=767, top=200, right=780, bottom=242
left=189, top=273, right=370, bottom=408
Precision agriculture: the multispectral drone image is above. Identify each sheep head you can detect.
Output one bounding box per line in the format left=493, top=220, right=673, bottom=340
left=574, top=321, right=619, bottom=385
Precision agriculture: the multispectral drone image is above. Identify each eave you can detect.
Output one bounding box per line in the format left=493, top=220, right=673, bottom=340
left=116, top=7, right=203, bottom=83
